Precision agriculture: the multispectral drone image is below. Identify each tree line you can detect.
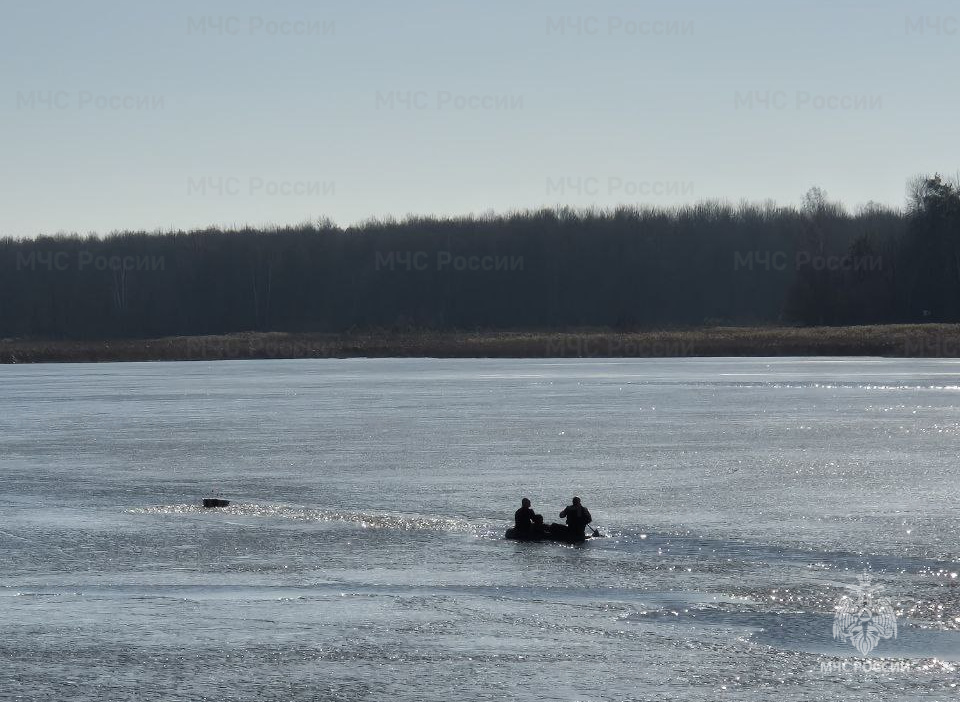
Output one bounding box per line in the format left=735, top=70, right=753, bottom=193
left=1, top=175, right=957, bottom=340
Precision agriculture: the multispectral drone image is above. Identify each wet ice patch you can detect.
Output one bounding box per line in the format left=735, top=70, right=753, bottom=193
left=126, top=503, right=474, bottom=533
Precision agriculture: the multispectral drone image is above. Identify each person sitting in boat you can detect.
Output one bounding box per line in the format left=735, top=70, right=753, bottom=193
left=559, top=496, right=592, bottom=538
left=514, top=498, right=540, bottom=534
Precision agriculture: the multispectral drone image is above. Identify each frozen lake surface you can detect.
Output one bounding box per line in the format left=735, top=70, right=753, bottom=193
left=3, top=357, right=960, bottom=701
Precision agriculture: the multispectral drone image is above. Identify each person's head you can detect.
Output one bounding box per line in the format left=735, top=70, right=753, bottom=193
left=572, top=496, right=581, bottom=505
left=521, top=497, right=531, bottom=508
left=533, top=514, right=544, bottom=525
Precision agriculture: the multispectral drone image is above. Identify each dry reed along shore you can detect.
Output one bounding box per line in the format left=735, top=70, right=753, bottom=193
left=2, top=325, right=960, bottom=363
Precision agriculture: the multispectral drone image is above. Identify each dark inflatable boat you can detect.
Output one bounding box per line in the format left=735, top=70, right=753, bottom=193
left=504, top=524, right=603, bottom=543
left=202, top=498, right=230, bottom=508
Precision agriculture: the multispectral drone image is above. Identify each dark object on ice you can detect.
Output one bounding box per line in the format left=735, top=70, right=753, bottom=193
left=504, top=522, right=603, bottom=543
left=202, top=498, right=230, bottom=508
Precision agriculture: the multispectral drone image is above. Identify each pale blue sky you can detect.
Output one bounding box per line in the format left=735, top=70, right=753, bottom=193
left=2, top=0, right=956, bottom=236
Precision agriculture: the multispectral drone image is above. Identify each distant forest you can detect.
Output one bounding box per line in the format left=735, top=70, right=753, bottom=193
left=1, top=175, right=958, bottom=340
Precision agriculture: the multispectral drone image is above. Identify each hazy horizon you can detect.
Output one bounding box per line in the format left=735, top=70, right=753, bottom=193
left=0, top=193, right=916, bottom=239
left=4, top=0, right=958, bottom=236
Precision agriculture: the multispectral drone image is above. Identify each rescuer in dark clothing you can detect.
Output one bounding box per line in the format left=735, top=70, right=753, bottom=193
left=514, top=498, right=539, bottom=533
left=559, top=496, right=592, bottom=539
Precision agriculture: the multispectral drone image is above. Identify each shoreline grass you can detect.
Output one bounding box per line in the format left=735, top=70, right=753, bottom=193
left=1, top=324, right=959, bottom=363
